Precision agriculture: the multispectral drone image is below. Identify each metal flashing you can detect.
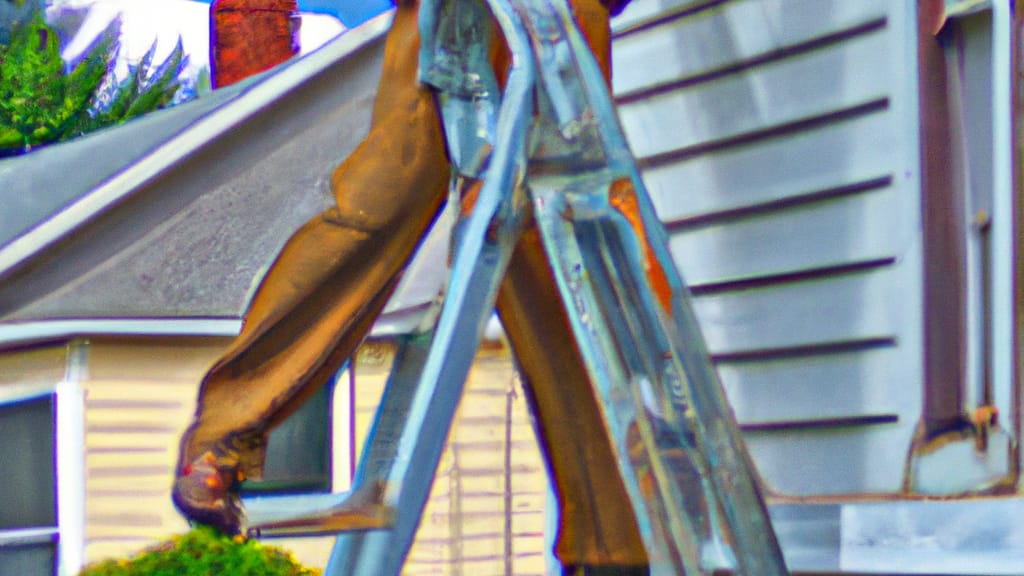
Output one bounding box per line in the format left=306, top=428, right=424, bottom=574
left=0, top=319, right=241, bottom=351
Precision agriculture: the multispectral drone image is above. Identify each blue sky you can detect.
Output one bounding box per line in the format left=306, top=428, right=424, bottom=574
left=178, top=0, right=392, bottom=28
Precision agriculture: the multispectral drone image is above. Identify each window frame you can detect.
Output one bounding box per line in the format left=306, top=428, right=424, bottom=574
left=0, top=342, right=86, bottom=576
left=239, top=379, right=336, bottom=496
left=240, top=366, right=355, bottom=520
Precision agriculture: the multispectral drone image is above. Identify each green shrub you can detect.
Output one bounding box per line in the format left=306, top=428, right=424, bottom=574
left=77, top=526, right=322, bottom=576
left=0, top=10, right=190, bottom=156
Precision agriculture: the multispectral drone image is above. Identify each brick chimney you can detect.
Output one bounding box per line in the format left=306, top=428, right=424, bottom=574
left=210, top=0, right=300, bottom=88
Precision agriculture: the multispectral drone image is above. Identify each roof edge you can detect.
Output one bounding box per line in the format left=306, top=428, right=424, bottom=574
left=0, top=318, right=243, bottom=351
left=0, top=11, right=393, bottom=283
left=0, top=304, right=434, bottom=352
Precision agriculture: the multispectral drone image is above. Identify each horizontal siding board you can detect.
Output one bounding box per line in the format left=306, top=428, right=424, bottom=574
left=612, top=0, right=889, bottom=95
left=691, top=266, right=907, bottom=354
left=455, top=464, right=542, bottom=478
left=86, top=451, right=172, bottom=469
left=440, top=495, right=506, bottom=516
left=86, top=489, right=166, bottom=498
left=85, top=525, right=179, bottom=541
left=718, top=347, right=920, bottom=425
left=84, top=399, right=185, bottom=410
left=453, top=474, right=508, bottom=495
left=84, top=512, right=164, bottom=527
left=416, top=532, right=504, bottom=546
left=85, top=423, right=181, bottom=434
left=511, top=514, right=546, bottom=538
left=642, top=112, right=902, bottom=223
left=611, top=0, right=715, bottom=32
left=745, top=423, right=914, bottom=496
left=449, top=439, right=536, bottom=453
left=0, top=344, right=65, bottom=385
left=668, top=187, right=913, bottom=286
left=442, top=513, right=513, bottom=538
left=618, top=28, right=891, bottom=159
left=86, top=465, right=172, bottom=479
left=85, top=432, right=180, bottom=450
left=84, top=380, right=196, bottom=402
left=427, top=488, right=540, bottom=502
left=85, top=408, right=189, bottom=427
left=85, top=343, right=223, bottom=381
left=85, top=475, right=178, bottom=493
left=450, top=425, right=536, bottom=445
left=455, top=392, right=514, bottom=417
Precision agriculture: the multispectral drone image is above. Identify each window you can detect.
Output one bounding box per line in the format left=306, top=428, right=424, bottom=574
left=0, top=394, right=58, bottom=576
left=241, top=379, right=334, bottom=495
left=0, top=341, right=85, bottom=576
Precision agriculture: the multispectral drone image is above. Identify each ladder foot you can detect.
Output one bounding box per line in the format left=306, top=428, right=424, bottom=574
left=247, top=481, right=394, bottom=538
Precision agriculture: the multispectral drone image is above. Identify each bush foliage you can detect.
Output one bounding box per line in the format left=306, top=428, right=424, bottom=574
left=77, top=526, right=322, bottom=576
left=0, top=10, right=188, bottom=156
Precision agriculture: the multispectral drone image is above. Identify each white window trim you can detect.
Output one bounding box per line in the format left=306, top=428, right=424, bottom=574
left=0, top=340, right=86, bottom=576
left=57, top=341, right=87, bottom=576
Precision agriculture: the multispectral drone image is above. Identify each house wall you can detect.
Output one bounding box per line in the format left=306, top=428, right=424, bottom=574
left=352, top=342, right=550, bottom=575
left=81, top=336, right=361, bottom=566
left=0, top=336, right=550, bottom=573
left=79, top=337, right=229, bottom=563
left=612, top=0, right=924, bottom=497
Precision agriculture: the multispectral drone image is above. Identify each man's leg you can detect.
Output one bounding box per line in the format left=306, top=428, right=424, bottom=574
left=497, top=227, right=650, bottom=574
left=489, top=1, right=649, bottom=570
left=173, top=0, right=452, bottom=533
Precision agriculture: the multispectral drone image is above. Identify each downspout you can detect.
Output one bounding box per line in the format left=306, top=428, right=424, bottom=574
left=908, top=0, right=1017, bottom=494
left=917, top=0, right=970, bottom=444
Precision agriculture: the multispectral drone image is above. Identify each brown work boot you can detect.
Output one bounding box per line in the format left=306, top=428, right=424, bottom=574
left=172, top=450, right=246, bottom=535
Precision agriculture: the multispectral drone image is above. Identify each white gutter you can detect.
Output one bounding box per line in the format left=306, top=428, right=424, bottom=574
left=0, top=308, right=445, bottom=351
left=0, top=318, right=243, bottom=350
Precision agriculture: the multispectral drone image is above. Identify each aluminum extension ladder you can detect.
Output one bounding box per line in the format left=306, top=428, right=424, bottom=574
left=248, top=1, right=788, bottom=574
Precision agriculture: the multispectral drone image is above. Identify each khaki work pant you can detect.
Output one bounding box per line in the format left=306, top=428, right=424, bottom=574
left=179, top=0, right=649, bottom=569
